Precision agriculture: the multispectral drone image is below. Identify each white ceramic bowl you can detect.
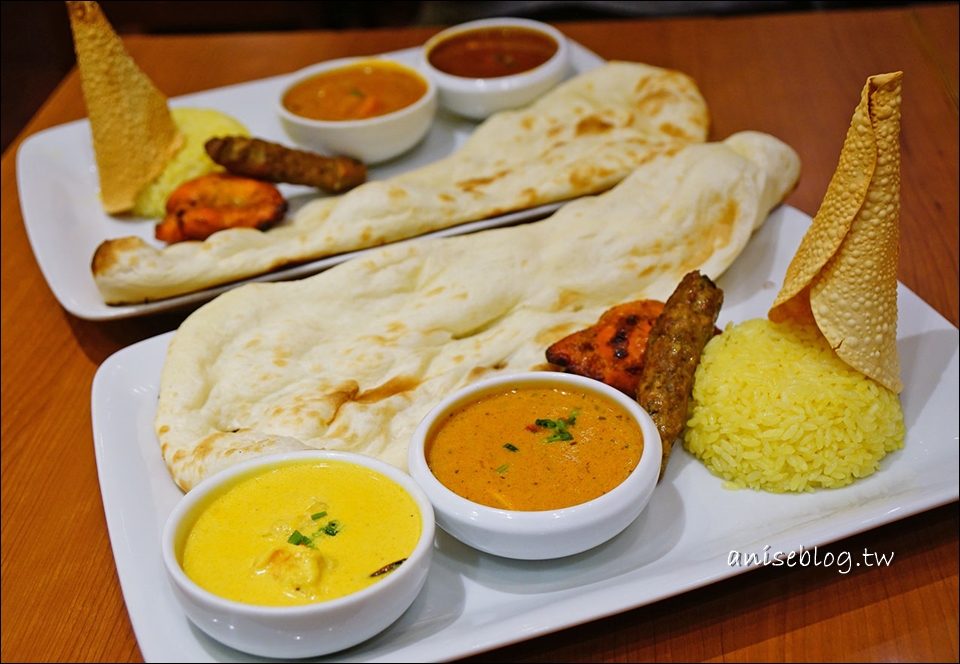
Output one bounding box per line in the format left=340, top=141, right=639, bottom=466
left=277, top=56, right=437, bottom=164
left=161, top=450, right=435, bottom=659
left=419, top=17, right=570, bottom=120
left=408, top=372, right=662, bottom=560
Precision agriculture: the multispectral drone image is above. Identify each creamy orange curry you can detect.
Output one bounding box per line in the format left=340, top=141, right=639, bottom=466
left=426, top=384, right=643, bottom=511
left=282, top=60, right=428, bottom=121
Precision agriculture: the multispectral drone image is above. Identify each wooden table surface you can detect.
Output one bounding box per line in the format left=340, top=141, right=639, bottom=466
left=2, top=4, right=957, bottom=662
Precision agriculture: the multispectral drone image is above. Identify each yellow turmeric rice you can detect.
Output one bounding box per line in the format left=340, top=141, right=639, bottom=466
left=133, top=107, right=249, bottom=218
left=683, top=318, right=904, bottom=493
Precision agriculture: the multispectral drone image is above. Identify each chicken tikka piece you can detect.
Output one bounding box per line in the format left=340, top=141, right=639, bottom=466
left=546, top=299, right=666, bottom=396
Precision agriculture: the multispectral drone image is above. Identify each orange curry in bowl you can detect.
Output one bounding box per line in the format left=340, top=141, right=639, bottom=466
left=282, top=60, right=429, bottom=121
left=425, top=384, right=643, bottom=511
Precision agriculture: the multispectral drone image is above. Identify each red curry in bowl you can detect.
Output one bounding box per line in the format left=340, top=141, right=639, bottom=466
left=426, top=25, right=559, bottom=79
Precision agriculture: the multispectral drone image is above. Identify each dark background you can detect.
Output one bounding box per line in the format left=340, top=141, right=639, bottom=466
left=1, top=0, right=943, bottom=154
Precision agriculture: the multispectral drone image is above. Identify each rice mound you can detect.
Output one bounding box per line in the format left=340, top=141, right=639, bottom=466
left=133, top=107, right=249, bottom=218
left=683, top=318, right=904, bottom=493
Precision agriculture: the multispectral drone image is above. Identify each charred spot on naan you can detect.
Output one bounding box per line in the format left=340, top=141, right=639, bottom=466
left=355, top=376, right=421, bottom=404
left=456, top=170, right=513, bottom=193
left=258, top=376, right=423, bottom=435
left=633, top=71, right=709, bottom=136
left=575, top=116, right=616, bottom=136
left=265, top=381, right=360, bottom=427
left=677, top=199, right=740, bottom=271
left=547, top=288, right=589, bottom=314
left=659, top=122, right=698, bottom=139
left=568, top=163, right=620, bottom=191
left=271, top=348, right=292, bottom=367
left=162, top=429, right=313, bottom=492
left=634, top=88, right=680, bottom=115
left=166, top=430, right=248, bottom=474
left=465, top=361, right=512, bottom=383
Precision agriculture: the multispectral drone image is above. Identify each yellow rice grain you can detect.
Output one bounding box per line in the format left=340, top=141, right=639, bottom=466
left=133, top=107, right=249, bottom=218
left=683, top=318, right=904, bottom=493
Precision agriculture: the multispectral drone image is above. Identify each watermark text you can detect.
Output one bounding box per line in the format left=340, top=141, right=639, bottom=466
left=727, top=545, right=894, bottom=574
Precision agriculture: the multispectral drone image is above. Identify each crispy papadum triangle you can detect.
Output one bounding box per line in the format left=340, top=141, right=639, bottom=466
left=769, top=72, right=903, bottom=393
left=156, top=131, right=800, bottom=491
left=93, top=60, right=710, bottom=304
left=67, top=1, right=182, bottom=213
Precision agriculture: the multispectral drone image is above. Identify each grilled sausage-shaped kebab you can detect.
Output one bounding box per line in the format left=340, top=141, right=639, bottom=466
left=635, top=270, right=723, bottom=480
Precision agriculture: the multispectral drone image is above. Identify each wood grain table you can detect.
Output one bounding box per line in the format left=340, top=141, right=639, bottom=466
left=2, top=4, right=957, bottom=662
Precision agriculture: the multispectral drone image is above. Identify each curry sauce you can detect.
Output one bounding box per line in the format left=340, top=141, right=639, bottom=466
left=282, top=60, right=428, bottom=121
left=427, top=26, right=558, bottom=79
left=426, top=385, right=643, bottom=511
left=181, top=460, right=421, bottom=606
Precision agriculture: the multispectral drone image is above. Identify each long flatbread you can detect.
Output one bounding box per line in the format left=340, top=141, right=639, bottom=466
left=93, top=61, right=709, bottom=304
left=156, top=131, right=800, bottom=491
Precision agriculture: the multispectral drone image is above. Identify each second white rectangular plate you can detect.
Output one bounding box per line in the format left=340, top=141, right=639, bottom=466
left=18, top=42, right=604, bottom=321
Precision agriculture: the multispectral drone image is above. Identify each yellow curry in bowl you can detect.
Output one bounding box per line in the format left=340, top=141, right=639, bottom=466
left=181, top=458, right=421, bottom=606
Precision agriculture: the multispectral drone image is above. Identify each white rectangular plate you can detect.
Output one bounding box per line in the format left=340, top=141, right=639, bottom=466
left=18, top=42, right=604, bottom=321
left=91, top=204, right=960, bottom=663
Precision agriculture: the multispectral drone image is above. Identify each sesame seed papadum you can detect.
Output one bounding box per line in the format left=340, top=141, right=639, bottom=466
left=769, top=72, right=903, bottom=393
left=67, top=1, right=183, bottom=214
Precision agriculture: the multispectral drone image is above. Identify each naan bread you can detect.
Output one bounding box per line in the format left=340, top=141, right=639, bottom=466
left=157, top=131, right=800, bottom=491
left=93, top=61, right=709, bottom=304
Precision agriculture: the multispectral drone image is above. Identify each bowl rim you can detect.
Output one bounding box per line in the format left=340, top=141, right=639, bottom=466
left=276, top=55, right=438, bottom=130
left=420, top=16, right=570, bottom=89
left=161, top=449, right=436, bottom=617
left=407, top=371, right=662, bottom=528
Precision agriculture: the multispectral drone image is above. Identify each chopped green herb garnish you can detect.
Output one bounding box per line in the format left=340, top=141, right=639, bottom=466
left=532, top=409, right=581, bottom=442
left=288, top=530, right=311, bottom=546
left=546, top=429, right=574, bottom=442
left=495, top=464, right=509, bottom=474
left=289, top=512, right=342, bottom=548
left=503, top=443, right=519, bottom=452
left=323, top=520, right=341, bottom=536
left=350, top=87, right=364, bottom=98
